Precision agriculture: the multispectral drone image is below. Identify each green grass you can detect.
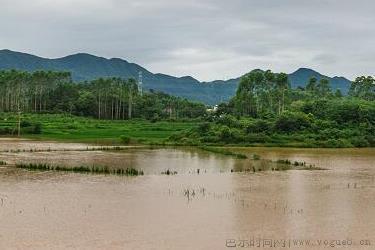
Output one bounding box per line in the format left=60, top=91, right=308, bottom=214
left=16, top=163, right=144, bottom=176
left=198, top=146, right=248, bottom=159
left=0, top=113, right=199, bottom=144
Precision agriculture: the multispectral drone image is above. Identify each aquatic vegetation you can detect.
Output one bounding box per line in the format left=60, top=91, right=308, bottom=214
left=276, top=159, right=307, bottom=167
left=161, top=169, right=178, bottom=175
left=0, top=160, right=7, bottom=165
left=252, top=154, right=261, bottom=160
left=275, top=159, right=326, bottom=170
left=15, top=163, right=144, bottom=176
left=119, top=135, right=131, bottom=144
left=276, top=159, right=292, bottom=165
left=198, top=146, right=248, bottom=159
left=230, top=157, right=326, bottom=173
left=0, top=146, right=146, bottom=153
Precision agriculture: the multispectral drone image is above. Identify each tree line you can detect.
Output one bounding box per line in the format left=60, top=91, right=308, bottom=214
left=0, top=70, right=206, bottom=120
left=173, top=69, right=375, bottom=147
left=216, top=69, right=374, bottom=117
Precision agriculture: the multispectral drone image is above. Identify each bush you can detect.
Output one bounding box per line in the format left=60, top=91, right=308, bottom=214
left=275, top=111, right=311, bottom=133
left=33, top=123, right=42, bottom=134
left=245, top=119, right=272, bottom=134
left=350, top=137, right=370, bottom=147
left=150, top=114, right=160, bottom=123
left=20, top=120, right=32, bottom=127
left=321, top=139, right=352, bottom=148
left=0, top=127, right=12, bottom=135
left=120, top=135, right=131, bottom=144
left=219, top=126, right=232, bottom=142
left=244, top=133, right=270, bottom=143
left=217, top=114, right=241, bottom=128
left=201, top=135, right=219, bottom=143
left=197, top=122, right=211, bottom=134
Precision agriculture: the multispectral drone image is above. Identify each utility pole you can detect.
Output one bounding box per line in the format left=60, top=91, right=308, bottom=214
left=138, top=71, right=143, bottom=96
left=17, top=107, right=21, bottom=137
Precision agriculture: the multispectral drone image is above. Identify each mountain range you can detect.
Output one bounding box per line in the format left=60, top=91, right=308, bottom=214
left=0, top=49, right=352, bottom=105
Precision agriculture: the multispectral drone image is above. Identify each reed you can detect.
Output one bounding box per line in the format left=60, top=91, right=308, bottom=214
left=276, top=159, right=306, bottom=166
left=161, top=169, right=178, bottom=175
left=0, top=161, right=7, bottom=165
left=276, top=159, right=292, bottom=165
left=275, top=159, right=326, bottom=170
left=15, top=163, right=144, bottom=176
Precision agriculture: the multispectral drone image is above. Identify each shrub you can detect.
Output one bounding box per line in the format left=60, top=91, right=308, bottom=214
left=321, top=139, right=352, bottom=148
left=120, top=135, right=131, bottom=144
left=0, top=127, right=12, bottom=135
left=20, top=120, right=32, bottom=127
left=197, top=122, right=211, bottom=134
left=150, top=114, right=160, bottom=123
left=275, top=111, right=311, bottom=133
left=33, top=123, right=42, bottom=134
left=219, top=126, right=232, bottom=142
left=244, top=133, right=270, bottom=143
left=201, top=135, right=219, bottom=143
left=217, top=114, right=241, bottom=128
left=245, top=119, right=272, bottom=134
left=350, top=137, right=370, bottom=147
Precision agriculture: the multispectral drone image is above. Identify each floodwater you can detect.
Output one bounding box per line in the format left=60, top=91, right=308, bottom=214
left=0, top=139, right=374, bottom=250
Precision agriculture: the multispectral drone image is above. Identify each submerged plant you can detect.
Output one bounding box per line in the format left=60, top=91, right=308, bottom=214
left=15, top=163, right=144, bottom=176
left=161, top=169, right=178, bottom=175
left=252, top=154, right=261, bottom=160
left=198, top=146, right=248, bottom=159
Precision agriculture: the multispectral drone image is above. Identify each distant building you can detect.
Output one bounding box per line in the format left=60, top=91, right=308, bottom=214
left=206, top=105, right=218, bottom=113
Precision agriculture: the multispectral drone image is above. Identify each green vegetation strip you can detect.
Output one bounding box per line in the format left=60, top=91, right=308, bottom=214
left=198, top=146, right=248, bottom=159
left=0, top=146, right=146, bottom=153
left=0, top=113, right=199, bottom=145
left=15, top=163, right=144, bottom=176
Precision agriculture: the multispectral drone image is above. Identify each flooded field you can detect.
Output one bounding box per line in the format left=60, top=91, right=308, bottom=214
left=0, top=139, right=374, bottom=249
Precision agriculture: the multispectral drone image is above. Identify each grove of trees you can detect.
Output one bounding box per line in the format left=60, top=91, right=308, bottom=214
left=173, top=69, right=375, bottom=147
left=1, top=68, right=374, bottom=148
left=0, top=70, right=206, bottom=120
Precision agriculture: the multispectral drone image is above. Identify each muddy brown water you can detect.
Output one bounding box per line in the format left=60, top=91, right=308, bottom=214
left=0, top=139, right=374, bottom=249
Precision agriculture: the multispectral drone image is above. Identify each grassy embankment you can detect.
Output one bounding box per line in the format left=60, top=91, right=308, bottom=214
left=0, top=113, right=198, bottom=144
left=1, top=112, right=373, bottom=149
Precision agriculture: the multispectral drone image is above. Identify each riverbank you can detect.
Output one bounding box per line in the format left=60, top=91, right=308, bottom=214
left=1, top=113, right=374, bottom=148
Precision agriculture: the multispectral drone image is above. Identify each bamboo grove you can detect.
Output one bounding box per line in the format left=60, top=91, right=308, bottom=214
left=0, top=70, right=206, bottom=120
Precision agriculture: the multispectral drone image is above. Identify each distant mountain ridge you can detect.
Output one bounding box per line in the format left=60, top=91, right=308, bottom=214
left=0, top=49, right=352, bottom=104
left=288, top=67, right=351, bottom=93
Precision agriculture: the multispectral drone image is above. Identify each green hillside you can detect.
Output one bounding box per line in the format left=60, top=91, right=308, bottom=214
left=0, top=49, right=352, bottom=104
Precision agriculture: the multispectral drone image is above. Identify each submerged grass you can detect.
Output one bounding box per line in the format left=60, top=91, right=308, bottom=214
left=198, top=146, right=248, bottom=159
left=161, top=169, right=178, bottom=175
left=275, top=159, right=327, bottom=170
left=275, top=159, right=324, bottom=169
left=15, top=163, right=144, bottom=176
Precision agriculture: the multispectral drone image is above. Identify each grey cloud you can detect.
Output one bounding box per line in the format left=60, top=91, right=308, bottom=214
left=0, top=0, right=374, bottom=81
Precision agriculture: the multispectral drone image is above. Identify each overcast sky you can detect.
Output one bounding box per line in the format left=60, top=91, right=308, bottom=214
left=0, top=0, right=374, bottom=81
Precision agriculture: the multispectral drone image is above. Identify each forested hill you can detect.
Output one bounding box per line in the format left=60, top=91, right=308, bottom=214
left=0, top=49, right=351, bottom=104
